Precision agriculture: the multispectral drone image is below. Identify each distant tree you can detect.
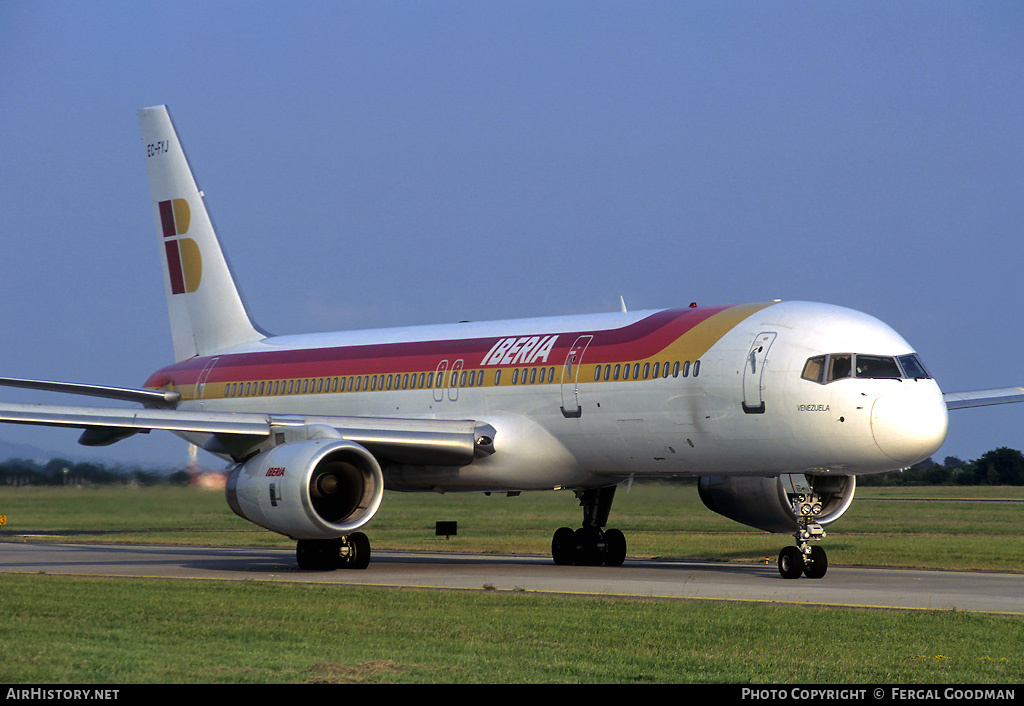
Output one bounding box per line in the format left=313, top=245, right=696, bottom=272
left=972, top=447, right=1024, bottom=486
left=943, top=456, right=967, bottom=469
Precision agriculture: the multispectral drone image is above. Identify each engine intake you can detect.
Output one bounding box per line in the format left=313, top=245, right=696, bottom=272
left=697, top=473, right=856, bottom=533
left=226, top=437, right=384, bottom=539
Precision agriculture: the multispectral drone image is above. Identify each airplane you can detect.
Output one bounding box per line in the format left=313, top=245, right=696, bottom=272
left=2, top=105, right=1022, bottom=578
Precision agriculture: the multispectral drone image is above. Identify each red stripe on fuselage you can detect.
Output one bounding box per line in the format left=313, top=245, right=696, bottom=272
left=144, top=305, right=732, bottom=389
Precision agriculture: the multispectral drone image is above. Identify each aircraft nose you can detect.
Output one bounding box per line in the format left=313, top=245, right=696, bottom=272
left=870, top=383, right=948, bottom=465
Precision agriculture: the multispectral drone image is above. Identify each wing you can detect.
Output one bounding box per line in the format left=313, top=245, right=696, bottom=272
left=0, top=377, right=495, bottom=465
left=943, top=387, right=1024, bottom=410
left=0, top=376, right=179, bottom=407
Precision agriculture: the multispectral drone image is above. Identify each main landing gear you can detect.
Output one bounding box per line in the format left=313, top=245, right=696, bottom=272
left=551, top=486, right=627, bottom=567
left=778, top=490, right=828, bottom=579
left=296, top=532, right=371, bottom=571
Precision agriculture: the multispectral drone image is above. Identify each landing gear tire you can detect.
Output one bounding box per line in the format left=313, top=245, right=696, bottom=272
left=345, top=531, right=371, bottom=570
left=603, top=528, right=627, bottom=567
left=296, top=538, right=339, bottom=571
left=552, top=527, right=575, bottom=565
left=778, top=546, right=804, bottom=579
left=802, top=545, right=827, bottom=579
left=296, top=533, right=372, bottom=571
left=551, top=485, right=627, bottom=567
left=574, top=527, right=605, bottom=566
left=550, top=526, right=627, bottom=567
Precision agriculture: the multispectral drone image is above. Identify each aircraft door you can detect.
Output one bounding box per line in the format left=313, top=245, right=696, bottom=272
left=432, top=360, right=448, bottom=403
left=742, top=332, right=776, bottom=414
left=195, top=356, right=220, bottom=409
left=447, top=359, right=465, bottom=401
left=560, top=335, right=593, bottom=418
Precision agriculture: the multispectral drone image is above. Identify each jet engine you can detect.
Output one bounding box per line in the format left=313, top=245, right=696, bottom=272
left=697, top=473, right=856, bottom=533
left=226, top=437, right=384, bottom=539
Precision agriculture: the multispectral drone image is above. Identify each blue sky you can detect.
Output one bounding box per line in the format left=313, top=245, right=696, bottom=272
left=1, top=1, right=1022, bottom=469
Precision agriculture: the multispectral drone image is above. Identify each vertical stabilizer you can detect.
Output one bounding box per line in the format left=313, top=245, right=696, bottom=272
left=139, top=105, right=265, bottom=361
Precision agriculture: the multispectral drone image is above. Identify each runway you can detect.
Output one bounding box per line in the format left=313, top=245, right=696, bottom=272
left=1, top=541, right=1021, bottom=614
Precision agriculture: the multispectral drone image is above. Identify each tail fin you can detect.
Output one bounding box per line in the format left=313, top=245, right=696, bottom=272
left=138, top=105, right=265, bottom=361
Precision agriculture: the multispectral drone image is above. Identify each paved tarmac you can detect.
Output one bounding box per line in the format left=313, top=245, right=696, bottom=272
left=1, top=541, right=1021, bottom=614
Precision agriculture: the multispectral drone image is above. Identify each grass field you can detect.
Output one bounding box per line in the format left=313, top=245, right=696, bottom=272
left=2, top=482, right=1022, bottom=570
left=0, top=483, right=1022, bottom=683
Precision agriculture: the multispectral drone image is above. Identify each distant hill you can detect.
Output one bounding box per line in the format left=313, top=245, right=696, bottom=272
left=0, top=438, right=57, bottom=463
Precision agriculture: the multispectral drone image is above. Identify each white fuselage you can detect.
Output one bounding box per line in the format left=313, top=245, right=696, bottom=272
left=153, top=300, right=948, bottom=492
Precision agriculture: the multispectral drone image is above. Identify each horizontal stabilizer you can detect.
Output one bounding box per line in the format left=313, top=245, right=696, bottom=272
left=943, top=387, right=1024, bottom=410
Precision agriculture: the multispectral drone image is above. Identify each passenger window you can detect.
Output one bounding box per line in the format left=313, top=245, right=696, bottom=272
left=693, top=360, right=700, bottom=377
left=643, top=363, right=650, bottom=379
left=623, top=364, right=631, bottom=380
left=652, top=362, right=660, bottom=378
left=613, top=364, right=620, bottom=380
left=672, top=362, right=680, bottom=377
left=529, top=367, right=537, bottom=384
left=682, top=361, right=690, bottom=378
left=493, top=370, right=501, bottom=386
left=802, top=356, right=825, bottom=383
left=633, top=363, right=640, bottom=380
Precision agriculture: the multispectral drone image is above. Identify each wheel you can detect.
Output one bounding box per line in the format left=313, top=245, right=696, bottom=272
left=778, top=546, right=804, bottom=579
left=296, top=539, right=317, bottom=570
left=551, top=527, right=576, bottom=565
left=574, top=527, right=604, bottom=566
left=347, top=532, right=371, bottom=570
left=297, top=539, right=337, bottom=571
left=802, top=545, right=827, bottom=579
left=603, top=528, right=627, bottom=567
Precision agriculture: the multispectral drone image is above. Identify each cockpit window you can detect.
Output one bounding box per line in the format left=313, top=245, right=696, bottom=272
left=828, top=354, right=852, bottom=381
left=801, top=355, right=825, bottom=383
left=897, top=354, right=931, bottom=379
left=855, top=355, right=902, bottom=379
left=802, top=353, right=932, bottom=384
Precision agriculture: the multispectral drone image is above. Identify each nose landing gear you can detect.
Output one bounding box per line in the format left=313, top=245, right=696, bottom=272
left=778, top=491, right=828, bottom=579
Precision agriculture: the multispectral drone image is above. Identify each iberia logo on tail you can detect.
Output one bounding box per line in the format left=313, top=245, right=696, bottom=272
left=159, top=198, right=202, bottom=294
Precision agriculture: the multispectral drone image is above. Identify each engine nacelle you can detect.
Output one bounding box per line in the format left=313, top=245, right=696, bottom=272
left=697, top=474, right=856, bottom=533
left=226, top=437, right=384, bottom=540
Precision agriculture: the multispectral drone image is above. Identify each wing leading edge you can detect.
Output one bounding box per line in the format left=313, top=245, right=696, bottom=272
left=0, top=399, right=495, bottom=466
